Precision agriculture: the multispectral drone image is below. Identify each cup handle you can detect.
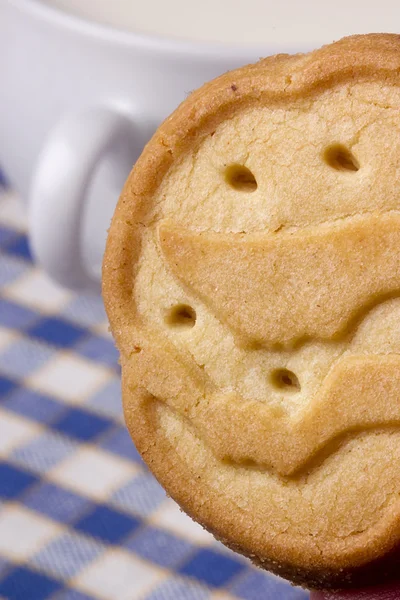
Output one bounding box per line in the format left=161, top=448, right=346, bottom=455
left=30, top=107, right=137, bottom=291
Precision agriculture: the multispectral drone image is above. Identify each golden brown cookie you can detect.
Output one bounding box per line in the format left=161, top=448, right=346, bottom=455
left=103, top=34, right=400, bottom=590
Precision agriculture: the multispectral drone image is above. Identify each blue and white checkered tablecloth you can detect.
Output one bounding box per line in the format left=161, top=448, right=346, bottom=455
left=0, top=186, right=309, bottom=600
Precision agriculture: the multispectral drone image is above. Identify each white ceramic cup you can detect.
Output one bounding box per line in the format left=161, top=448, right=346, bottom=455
left=1, top=0, right=312, bottom=290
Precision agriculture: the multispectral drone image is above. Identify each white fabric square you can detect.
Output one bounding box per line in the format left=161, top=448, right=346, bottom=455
left=0, top=409, right=40, bottom=455
left=49, top=446, right=137, bottom=500
left=75, top=549, right=163, bottom=600
left=152, top=498, right=214, bottom=544
left=28, top=355, right=110, bottom=403
left=0, top=192, right=27, bottom=231
left=0, top=506, right=60, bottom=560
left=92, top=321, right=111, bottom=338
left=4, top=269, right=71, bottom=313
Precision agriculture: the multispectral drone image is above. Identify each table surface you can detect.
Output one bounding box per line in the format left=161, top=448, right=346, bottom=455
left=0, top=186, right=309, bottom=600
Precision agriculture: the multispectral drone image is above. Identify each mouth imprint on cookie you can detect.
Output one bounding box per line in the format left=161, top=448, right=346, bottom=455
left=159, top=211, right=400, bottom=348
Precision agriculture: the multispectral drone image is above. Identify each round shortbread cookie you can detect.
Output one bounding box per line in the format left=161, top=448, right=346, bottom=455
left=103, top=34, right=400, bottom=590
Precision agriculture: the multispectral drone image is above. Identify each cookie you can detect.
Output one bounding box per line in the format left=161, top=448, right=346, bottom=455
left=103, top=34, right=400, bottom=590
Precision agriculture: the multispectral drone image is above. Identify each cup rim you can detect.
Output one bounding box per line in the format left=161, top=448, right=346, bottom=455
left=9, top=0, right=315, bottom=58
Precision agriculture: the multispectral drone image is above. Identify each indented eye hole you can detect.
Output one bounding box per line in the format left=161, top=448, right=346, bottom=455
left=225, top=164, right=257, bottom=192
left=165, top=304, right=196, bottom=329
left=270, top=368, right=301, bottom=392
left=323, top=144, right=360, bottom=172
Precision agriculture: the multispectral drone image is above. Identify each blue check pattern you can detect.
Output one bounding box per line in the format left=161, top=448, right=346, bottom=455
left=0, top=183, right=309, bottom=599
